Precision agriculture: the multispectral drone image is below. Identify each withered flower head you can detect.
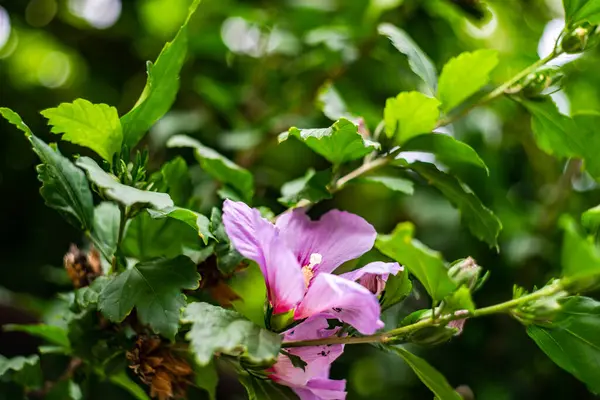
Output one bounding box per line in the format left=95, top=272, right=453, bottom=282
left=127, top=336, right=193, bottom=400
left=63, top=244, right=102, bottom=288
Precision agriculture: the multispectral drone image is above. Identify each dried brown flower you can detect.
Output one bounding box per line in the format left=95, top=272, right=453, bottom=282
left=63, top=244, right=102, bottom=288
left=127, top=336, right=193, bottom=400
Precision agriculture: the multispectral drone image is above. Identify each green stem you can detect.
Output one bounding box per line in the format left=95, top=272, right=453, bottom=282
left=281, top=280, right=565, bottom=348
left=111, top=206, right=128, bottom=273
left=436, top=51, right=559, bottom=128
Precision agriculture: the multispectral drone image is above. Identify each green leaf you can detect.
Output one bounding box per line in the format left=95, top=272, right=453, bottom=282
left=355, top=175, right=414, bottom=195
left=108, top=371, right=151, bottom=400
left=167, top=135, right=254, bottom=202
left=316, top=81, right=357, bottom=121
left=194, top=361, right=219, bottom=400
left=92, top=202, right=121, bottom=260
left=401, top=134, right=489, bottom=174
left=521, top=99, right=578, bottom=158
left=571, top=112, right=600, bottom=180
left=4, top=324, right=70, bottom=350
left=0, top=355, right=43, bottom=389
left=181, top=302, right=281, bottom=366
left=210, top=208, right=245, bottom=275
left=437, top=49, right=499, bottom=112
left=563, top=0, right=600, bottom=25
left=2, top=108, right=95, bottom=231
left=75, top=277, right=108, bottom=309
left=582, top=204, right=600, bottom=232
left=409, top=161, right=502, bottom=248
left=384, top=91, right=440, bottom=142
left=0, top=107, right=34, bottom=137
left=45, top=380, right=82, bottom=400
left=527, top=296, right=600, bottom=394
left=376, top=222, right=456, bottom=301
left=380, top=268, right=413, bottom=310
left=239, top=373, right=299, bottom=400
left=444, top=286, right=475, bottom=313
left=388, top=346, right=461, bottom=400
left=41, top=99, right=123, bottom=162
left=120, top=0, right=202, bottom=147
left=560, top=215, right=600, bottom=279
left=278, top=169, right=332, bottom=207
left=76, top=156, right=173, bottom=210
left=149, top=156, right=192, bottom=206
left=147, top=207, right=214, bottom=245
left=280, top=118, right=380, bottom=165
left=377, top=23, right=437, bottom=94
left=98, top=255, right=200, bottom=339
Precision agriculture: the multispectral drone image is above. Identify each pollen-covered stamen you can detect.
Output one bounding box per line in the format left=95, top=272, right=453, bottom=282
left=301, top=253, right=322, bottom=287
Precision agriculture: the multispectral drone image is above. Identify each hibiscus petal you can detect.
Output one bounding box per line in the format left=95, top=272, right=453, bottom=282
left=276, top=208, right=376, bottom=274
left=293, top=378, right=347, bottom=400
left=223, top=200, right=304, bottom=313
left=295, top=273, right=384, bottom=335
left=340, top=262, right=402, bottom=295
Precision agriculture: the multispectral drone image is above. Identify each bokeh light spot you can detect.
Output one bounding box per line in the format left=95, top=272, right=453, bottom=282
left=37, top=51, right=72, bottom=88
left=68, top=0, right=122, bottom=29
left=0, top=7, right=11, bottom=50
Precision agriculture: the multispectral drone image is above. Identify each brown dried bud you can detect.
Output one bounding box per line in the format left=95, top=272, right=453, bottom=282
left=127, top=336, right=193, bottom=400
left=63, top=245, right=102, bottom=288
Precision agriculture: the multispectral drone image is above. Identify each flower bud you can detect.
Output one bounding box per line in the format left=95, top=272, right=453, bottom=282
left=448, top=257, right=482, bottom=291
left=560, top=23, right=600, bottom=54
left=520, top=67, right=564, bottom=99
left=512, top=281, right=568, bottom=324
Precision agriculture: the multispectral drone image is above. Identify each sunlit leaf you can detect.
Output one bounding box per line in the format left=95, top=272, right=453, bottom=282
left=563, top=0, right=600, bottom=25
left=280, top=118, right=379, bottom=165
left=409, top=162, right=502, bottom=248
left=92, top=202, right=121, bottom=261
left=316, top=81, right=357, bottom=121
left=378, top=23, right=437, bottom=94
left=388, top=346, right=461, bottom=400
left=109, top=371, right=151, bottom=400
left=76, top=156, right=173, bottom=210
left=0, top=355, right=43, bottom=389
left=121, top=0, right=202, bottom=147
left=401, top=134, right=488, bottom=174
left=384, top=91, right=440, bottom=142
left=355, top=175, right=414, bottom=195
left=4, top=324, right=70, bottom=350
left=380, top=268, right=413, bottom=310
left=41, top=99, right=123, bottom=162
left=181, top=302, right=281, bottom=366
left=527, top=296, right=600, bottom=394
left=560, top=215, right=600, bottom=279
left=168, top=135, right=254, bottom=202
left=376, top=222, right=456, bottom=301
left=98, top=255, right=200, bottom=339
left=147, top=207, right=214, bottom=245
left=278, top=169, right=332, bottom=207
left=438, top=49, right=499, bottom=112
left=194, top=361, right=219, bottom=400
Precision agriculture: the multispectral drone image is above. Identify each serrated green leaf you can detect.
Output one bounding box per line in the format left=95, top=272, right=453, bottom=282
left=75, top=277, right=108, bottom=309
left=563, top=0, right=600, bottom=25
left=0, top=107, right=34, bottom=137
left=167, top=135, right=254, bottom=202
left=409, top=161, right=502, bottom=248
left=355, top=175, right=414, bottom=195
left=76, top=156, right=173, bottom=210
left=280, top=118, right=379, bottom=165
left=194, top=361, right=218, bottom=400
left=376, top=222, right=456, bottom=301
left=41, top=99, right=123, bottom=162
left=1, top=109, right=95, bottom=231
left=121, top=0, right=202, bottom=147
left=0, top=355, right=42, bottom=389
left=384, top=91, right=440, bottom=142
left=401, top=134, right=488, bottom=174
left=239, top=373, right=299, bottom=400
left=380, top=268, right=413, bottom=310
left=181, top=302, right=281, bottom=366
left=560, top=215, right=600, bottom=279
left=98, top=255, right=200, bottom=339
left=147, top=207, right=214, bottom=245
left=388, top=346, right=461, bottom=400
left=527, top=296, right=600, bottom=394
left=109, top=371, right=151, bottom=400
left=378, top=23, right=437, bottom=94
left=92, top=202, right=121, bottom=261
left=316, top=81, right=357, bottom=121
left=278, top=169, right=332, bottom=207
left=438, top=49, right=499, bottom=112
left=4, top=324, right=70, bottom=350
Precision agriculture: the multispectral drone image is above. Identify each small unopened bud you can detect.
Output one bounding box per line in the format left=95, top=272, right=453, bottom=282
left=359, top=274, right=387, bottom=296
left=560, top=23, right=600, bottom=53
left=520, top=67, right=564, bottom=98
left=513, top=281, right=568, bottom=324
left=448, top=257, right=482, bottom=291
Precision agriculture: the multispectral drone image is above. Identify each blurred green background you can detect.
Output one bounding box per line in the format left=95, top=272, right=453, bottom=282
left=1, top=0, right=600, bottom=398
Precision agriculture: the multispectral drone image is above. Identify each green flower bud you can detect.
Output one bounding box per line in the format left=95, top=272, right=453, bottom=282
left=448, top=257, right=482, bottom=291
left=560, top=23, right=600, bottom=54
left=512, top=281, right=568, bottom=325
left=520, top=67, right=564, bottom=99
